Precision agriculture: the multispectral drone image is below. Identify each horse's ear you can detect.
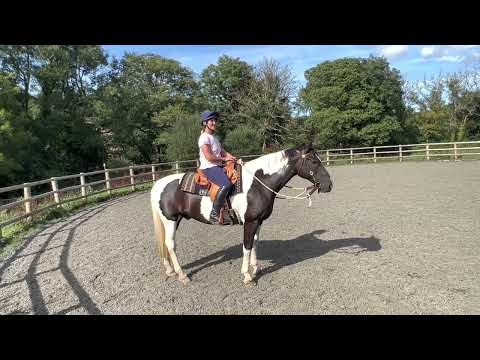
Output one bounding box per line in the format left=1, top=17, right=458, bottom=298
left=297, top=143, right=308, bottom=151
left=297, top=143, right=314, bottom=154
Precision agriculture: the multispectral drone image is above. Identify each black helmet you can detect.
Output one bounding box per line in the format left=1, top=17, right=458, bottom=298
left=201, top=111, right=219, bottom=126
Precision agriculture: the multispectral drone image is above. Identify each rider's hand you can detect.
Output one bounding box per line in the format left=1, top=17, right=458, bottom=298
left=225, top=154, right=236, bottom=162
left=236, top=158, right=244, bottom=166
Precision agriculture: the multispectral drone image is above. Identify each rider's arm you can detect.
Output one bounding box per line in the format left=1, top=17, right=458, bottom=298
left=221, top=148, right=235, bottom=160
left=221, top=148, right=243, bottom=165
left=201, top=144, right=225, bottom=165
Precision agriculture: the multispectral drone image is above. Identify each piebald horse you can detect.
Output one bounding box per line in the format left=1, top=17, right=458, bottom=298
left=150, top=144, right=333, bottom=286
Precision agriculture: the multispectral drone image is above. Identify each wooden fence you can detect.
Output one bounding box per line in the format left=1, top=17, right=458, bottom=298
left=316, top=140, right=480, bottom=166
left=1, top=141, right=479, bottom=242
left=0, top=160, right=198, bottom=242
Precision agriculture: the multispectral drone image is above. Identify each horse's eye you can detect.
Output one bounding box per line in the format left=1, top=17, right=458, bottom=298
left=309, top=170, right=314, bottom=176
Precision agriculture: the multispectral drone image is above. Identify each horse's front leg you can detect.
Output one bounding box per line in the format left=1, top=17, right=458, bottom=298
left=242, top=220, right=260, bottom=285
left=250, top=225, right=262, bottom=278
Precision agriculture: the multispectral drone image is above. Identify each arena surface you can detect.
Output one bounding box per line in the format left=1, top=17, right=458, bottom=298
left=1, top=161, right=478, bottom=314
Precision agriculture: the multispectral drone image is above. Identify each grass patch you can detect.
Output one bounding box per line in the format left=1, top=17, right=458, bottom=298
left=0, top=182, right=153, bottom=260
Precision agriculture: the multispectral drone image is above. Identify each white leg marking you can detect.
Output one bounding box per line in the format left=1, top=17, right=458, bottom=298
left=163, top=258, right=175, bottom=277
left=241, top=246, right=251, bottom=274
left=242, top=246, right=253, bottom=284
left=251, top=226, right=261, bottom=276
left=162, top=217, right=189, bottom=284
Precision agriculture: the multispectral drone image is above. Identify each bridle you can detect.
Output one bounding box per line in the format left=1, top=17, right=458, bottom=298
left=295, top=152, right=322, bottom=193
left=239, top=151, right=323, bottom=207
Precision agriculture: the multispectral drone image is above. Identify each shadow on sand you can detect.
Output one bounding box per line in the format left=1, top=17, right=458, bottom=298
left=183, top=230, right=382, bottom=280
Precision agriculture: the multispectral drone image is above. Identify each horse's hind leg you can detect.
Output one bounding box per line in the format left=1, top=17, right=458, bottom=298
left=152, top=205, right=175, bottom=277
left=163, top=258, right=175, bottom=277
left=164, top=219, right=190, bottom=285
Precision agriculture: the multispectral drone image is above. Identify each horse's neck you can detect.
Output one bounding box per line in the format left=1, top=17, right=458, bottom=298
left=266, top=166, right=297, bottom=193
left=246, top=151, right=297, bottom=193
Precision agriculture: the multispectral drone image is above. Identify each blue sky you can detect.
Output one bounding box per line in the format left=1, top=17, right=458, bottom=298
left=102, top=45, right=480, bottom=87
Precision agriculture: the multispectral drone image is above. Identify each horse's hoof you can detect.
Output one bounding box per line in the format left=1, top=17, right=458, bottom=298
left=244, top=280, right=257, bottom=287
left=179, top=275, right=191, bottom=285
left=243, top=273, right=255, bottom=286
left=251, top=266, right=262, bottom=277
left=166, top=270, right=176, bottom=277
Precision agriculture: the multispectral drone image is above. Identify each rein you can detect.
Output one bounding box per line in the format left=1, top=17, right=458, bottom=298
left=240, top=161, right=318, bottom=207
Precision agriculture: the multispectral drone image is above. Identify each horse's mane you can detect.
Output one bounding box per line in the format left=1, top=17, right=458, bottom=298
left=244, top=150, right=289, bottom=175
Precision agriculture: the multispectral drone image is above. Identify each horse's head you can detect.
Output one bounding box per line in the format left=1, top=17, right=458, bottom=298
left=290, top=144, right=333, bottom=193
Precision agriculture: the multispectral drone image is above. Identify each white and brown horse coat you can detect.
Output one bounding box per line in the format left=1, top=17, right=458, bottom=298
left=150, top=144, right=332, bottom=285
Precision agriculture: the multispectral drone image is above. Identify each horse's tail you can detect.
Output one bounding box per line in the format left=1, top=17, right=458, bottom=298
left=151, top=185, right=169, bottom=260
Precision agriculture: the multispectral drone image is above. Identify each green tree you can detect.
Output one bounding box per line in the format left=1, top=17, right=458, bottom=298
left=300, top=56, right=406, bottom=149
left=405, top=70, right=480, bottom=142
left=235, top=58, right=297, bottom=151
left=0, top=72, right=28, bottom=187
left=163, top=110, right=201, bottom=162
left=0, top=45, right=38, bottom=114
left=224, top=125, right=263, bottom=156
left=446, top=71, right=480, bottom=141
left=200, top=55, right=254, bottom=138
left=98, top=54, right=201, bottom=164
left=33, top=45, right=108, bottom=175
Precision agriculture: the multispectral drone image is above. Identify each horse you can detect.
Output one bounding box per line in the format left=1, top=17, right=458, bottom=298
left=150, top=143, right=333, bottom=286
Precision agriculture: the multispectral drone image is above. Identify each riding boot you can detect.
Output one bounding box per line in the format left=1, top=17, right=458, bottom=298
left=210, top=184, right=234, bottom=225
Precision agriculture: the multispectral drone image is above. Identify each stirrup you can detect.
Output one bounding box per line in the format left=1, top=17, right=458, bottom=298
left=209, top=209, right=221, bottom=224
left=220, top=209, right=233, bottom=225
left=209, top=209, right=233, bottom=225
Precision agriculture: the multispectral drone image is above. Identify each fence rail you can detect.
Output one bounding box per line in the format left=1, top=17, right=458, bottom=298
left=0, top=159, right=200, bottom=241
left=317, top=141, right=480, bottom=166
left=1, top=140, right=479, bottom=241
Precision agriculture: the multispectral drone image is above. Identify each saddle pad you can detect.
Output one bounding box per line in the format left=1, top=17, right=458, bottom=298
left=179, top=164, right=243, bottom=196
left=178, top=169, right=243, bottom=225
left=179, top=171, right=197, bottom=194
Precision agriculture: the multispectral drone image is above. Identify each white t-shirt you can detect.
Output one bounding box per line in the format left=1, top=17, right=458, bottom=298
left=198, top=132, right=223, bottom=169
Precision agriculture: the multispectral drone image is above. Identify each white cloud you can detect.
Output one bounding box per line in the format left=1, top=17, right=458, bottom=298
left=438, top=55, right=465, bottom=63
left=410, top=58, right=427, bottom=64
left=446, top=45, right=479, bottom=50
left=420, top=45, right=480, bottom=63
left=421, top=46, right=437, bottom=58
left=379, top=45, right=409, bottom=59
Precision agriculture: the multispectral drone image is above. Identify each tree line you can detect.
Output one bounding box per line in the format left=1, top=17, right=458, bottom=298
left=1, top=45, right=479, bottom=190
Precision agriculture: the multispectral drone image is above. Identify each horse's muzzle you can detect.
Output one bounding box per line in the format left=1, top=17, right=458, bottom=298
left=318, top=182, right=333, bottom=193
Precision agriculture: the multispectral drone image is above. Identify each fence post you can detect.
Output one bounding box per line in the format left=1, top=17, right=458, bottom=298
left=399, top=145, right=403, bottom=162
left=80, top=173, right=87, bottom=201
left=104, top=164, right=111, bottom=196
left=350, top=149, right=353, bottom=165
left=129, top=166, right=135, bottom=191
left=0, top=225, right=4, bottom=246
left=51, top=177, right=60, bottom=208
left=454, top=143, right=458, bottom=161
left=373, top=147, right=377, bottom=163
left=175, top=161, right=179, bottom=174
left=24, top=184, right=32, bottom=222
left=152, top=165, right=156, bottom=181
left=426, top=144, right=430, bottom=160
left=326, top=150, right=330, bottom=166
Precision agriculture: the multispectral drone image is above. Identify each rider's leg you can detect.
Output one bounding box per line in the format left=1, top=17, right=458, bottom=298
left=203, top=166, right=233, bottom=224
